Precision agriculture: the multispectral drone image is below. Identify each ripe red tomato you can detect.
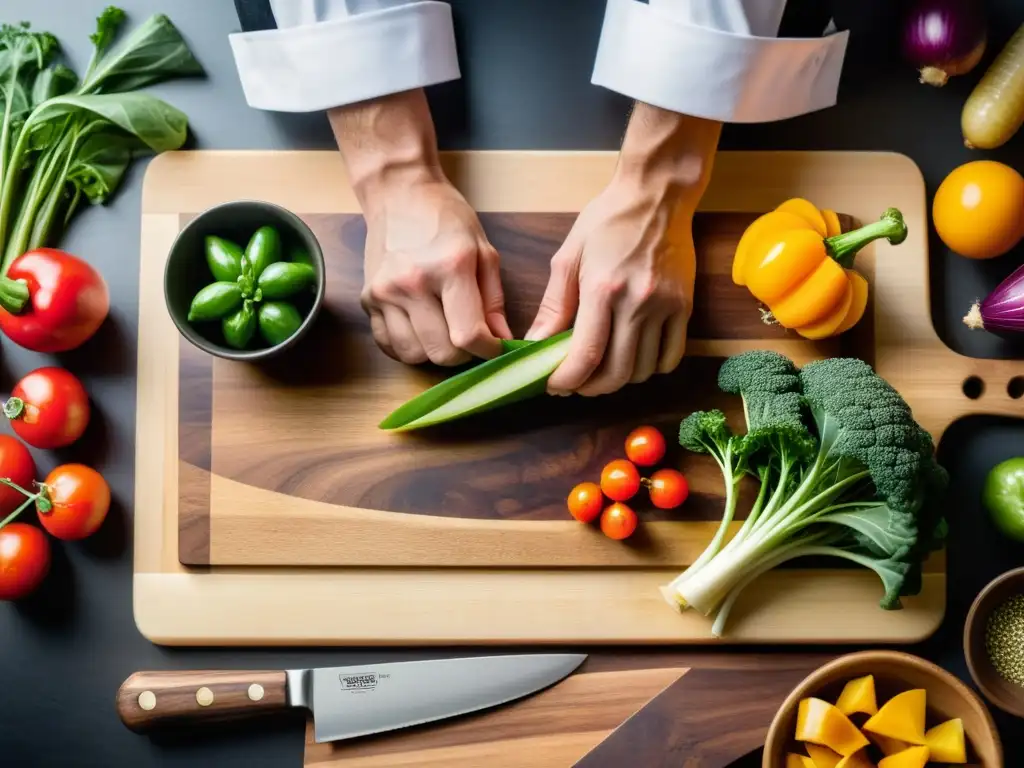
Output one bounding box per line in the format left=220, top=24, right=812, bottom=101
left=600, top=503, right=638, bottom=540
left=647, top=469, right=689, bottom=509
left=37, top=464, right=110, bottom=541
left=0, top=436, right=35, bottom=515
left=567, top=482, right=604, bottom=523
left=600, top=459, right=640, bottom=502
left=0, top=523, right=50, bottom=600
left=0, top=248, right=109, bottom=352
left=5, top=367, right=90, bottom=449
left=625, top=426, right=666, bottom=467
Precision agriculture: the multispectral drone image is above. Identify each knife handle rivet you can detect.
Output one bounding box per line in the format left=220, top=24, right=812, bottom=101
left=196, top=687, right=214, bottom=707
left=248, top=683, right=265, bottom=701
left=137, top=691, right=156, bottom=711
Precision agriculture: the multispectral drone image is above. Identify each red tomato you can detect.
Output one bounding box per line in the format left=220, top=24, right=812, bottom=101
left=0, top=523, right=50, bottom=600
left=5, top=367, right=90, bottom=449
left=647, top=469, right=689, bottom=509
left=600, top=503, right=638, bottom=540
left=37, top=464, right=110, bottom=541
left=625, top=426, right=666, bottom=467
left=567, top=482, right=604, bottom=523
left=600, top=459, right=640, bottom=502
left=0, top=248, right=109, bottom=352
left=0, top=436, right=35, bottom=516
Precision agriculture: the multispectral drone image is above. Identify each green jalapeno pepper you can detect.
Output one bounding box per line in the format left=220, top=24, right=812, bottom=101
left=188, top=281, right=243, bottom=322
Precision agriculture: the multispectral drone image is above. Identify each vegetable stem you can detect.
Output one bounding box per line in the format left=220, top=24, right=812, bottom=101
left=825, top=208, right=908, bottom=268
left=0, top=277, right=30, bottom=313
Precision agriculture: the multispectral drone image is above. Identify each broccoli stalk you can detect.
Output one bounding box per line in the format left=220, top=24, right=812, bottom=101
left=663, top=353, right=947, bottom=637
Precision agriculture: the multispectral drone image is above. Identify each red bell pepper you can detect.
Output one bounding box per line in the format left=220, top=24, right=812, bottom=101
left=0, top=248, right=109, bottom=353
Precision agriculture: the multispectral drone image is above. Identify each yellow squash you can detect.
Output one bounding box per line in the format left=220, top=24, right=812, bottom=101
left=863, top=689, right=927, bottom=745
left=877, top=746, right=929, bottom=768
left=924, top=718, right=967, bottom=763
left=868, top=733, right=910, bottom=757
left=835, top=675, right=878, bottom=717
left=796, top=697, right=871, bottom=757
left=733, top=199, right=907, bottom=340
left=787, top=754, right=819, bottom=768
left=806, top=743, right=844, bottom=768
left=836, top=751, right=875, bottom=768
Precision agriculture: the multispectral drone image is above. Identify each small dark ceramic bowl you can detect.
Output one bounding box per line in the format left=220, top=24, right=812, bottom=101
left=164, top=200, right=325, bottom=361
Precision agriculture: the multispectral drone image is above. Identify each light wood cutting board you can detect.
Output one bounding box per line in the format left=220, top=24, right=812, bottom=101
left=134, top=150, right=1019, bottom=647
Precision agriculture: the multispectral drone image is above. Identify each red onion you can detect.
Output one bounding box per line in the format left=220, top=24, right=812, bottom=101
left=964, top=262, right=1024, bottom=333
left=903, top=0, right=987, bottom=87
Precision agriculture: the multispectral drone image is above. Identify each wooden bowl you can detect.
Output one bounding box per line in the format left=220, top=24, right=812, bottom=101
left=763, top=650, right=1002, bottom=768
left=965, top=566, right=1024, bottom=717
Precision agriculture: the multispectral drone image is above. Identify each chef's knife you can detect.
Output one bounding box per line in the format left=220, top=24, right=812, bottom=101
left=117, top=654, right=586, bottom=742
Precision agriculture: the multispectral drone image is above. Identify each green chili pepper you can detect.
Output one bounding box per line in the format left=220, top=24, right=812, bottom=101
left=245, top=225, right=282, bottom=279
left=188, top=282, right=243, bottom=322
left=222, top=300, right=257, bottom=350
left=289, top=245, right=313, bottom=266
left=205, top=236, right=244, bottom=282
left=258, top=301, right=303, bottom=346
left=257, top=262, right=316, bottom=300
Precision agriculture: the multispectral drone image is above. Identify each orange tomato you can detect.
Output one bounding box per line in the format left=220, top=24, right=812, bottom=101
left=624, top=426, right=666, bottom=467
left=600, top=459, right=640, bottom=502
left=567, top=482, right=603, bottom=523
left=600, top=503, right=638, bottom=540
left=932, top=160, right=1024, bottom=259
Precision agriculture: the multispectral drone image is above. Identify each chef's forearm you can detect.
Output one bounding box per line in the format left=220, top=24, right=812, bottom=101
left=613, top=102, right=722, bottom=207
left=328, top=89, right=444, bottom=209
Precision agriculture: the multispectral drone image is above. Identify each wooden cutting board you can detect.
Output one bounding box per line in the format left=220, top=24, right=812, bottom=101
left=134, top=150, right=1018, bottom=646
left=301, top=652, right=828, bottom=768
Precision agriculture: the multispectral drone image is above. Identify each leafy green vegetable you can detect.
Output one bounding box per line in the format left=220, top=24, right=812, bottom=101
left=380, top=331, right=572, bottom=431
left=663, top=351, right=948, bottom=637
left=0, top=7, right=202, bottom=272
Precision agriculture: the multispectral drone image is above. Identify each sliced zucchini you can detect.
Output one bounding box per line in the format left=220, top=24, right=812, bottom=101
left=379, top=331, right=573, bottom=431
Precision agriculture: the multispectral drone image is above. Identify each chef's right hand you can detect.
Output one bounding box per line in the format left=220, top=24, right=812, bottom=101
left=358, top=174, right=511, bottom=366
left=329, top=89, right=511, bottom=366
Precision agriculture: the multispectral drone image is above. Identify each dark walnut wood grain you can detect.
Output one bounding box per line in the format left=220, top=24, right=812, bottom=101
left=116, top=670, right=289, bottom=732
left=179, top=211, right=861, bottom=566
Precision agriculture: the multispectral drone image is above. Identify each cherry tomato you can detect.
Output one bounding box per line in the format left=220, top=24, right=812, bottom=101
left=37, top=464, right=110, bottom=541
left=567, top=482, right=604, bottom=523
left=0, top=436, right=35, bottom=516
left=647, top=469, right=689, bottom=509
left=0, top=523, right=50, bottom=600
left=4, top=367, right=89, bottom=449
left=600, top=502, right=638, bottom=540
left=625, top=426, right=666, bottom=467
left=600, top=459, right=640, bottom=502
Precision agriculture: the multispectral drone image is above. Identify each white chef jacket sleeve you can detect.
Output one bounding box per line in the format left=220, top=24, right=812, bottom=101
left=591, top=0, right=849, bottom=123
left=229, top=0, right=460, bottom=113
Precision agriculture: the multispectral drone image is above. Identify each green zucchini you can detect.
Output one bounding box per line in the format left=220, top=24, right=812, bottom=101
left=380, top=331, right=573, bottom=431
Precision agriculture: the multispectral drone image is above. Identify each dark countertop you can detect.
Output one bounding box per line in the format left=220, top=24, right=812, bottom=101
left=2, top=1, right=1023, bottom=766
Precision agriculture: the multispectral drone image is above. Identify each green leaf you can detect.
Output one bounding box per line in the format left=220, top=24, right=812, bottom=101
left=78, top=13, right=204, bottom=95
left=66, top=130, right=135, bottom=204
left=30, top=92, right=188, bottom=152
left=380, top=330, right=572, bottom=431
left=30, top=64, right=77, bottom=106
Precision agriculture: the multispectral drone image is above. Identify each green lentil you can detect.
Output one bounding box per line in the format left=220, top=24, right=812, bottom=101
left=985, top=594, right=1024, bottom=685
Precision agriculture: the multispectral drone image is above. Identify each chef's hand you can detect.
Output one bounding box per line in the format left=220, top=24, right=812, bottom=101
left=329, top=89, right=511, bottom=366
left=526, top=103, right=722, bottom=396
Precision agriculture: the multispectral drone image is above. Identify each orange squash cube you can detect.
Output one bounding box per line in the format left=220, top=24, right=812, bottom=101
left=796, top=697, right=871, bottom=757
left=862, top=690, right=927, bottom=745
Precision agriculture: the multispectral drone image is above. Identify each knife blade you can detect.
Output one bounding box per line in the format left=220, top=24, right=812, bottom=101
left=116, top=654, right=586, bottom=742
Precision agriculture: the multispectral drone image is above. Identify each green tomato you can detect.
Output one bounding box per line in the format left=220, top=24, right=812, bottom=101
left=245, top=225, right=282, bottom=279
left=258, top=301, right=303, bottom=346
left=983, top=457, right=1024, bottom=541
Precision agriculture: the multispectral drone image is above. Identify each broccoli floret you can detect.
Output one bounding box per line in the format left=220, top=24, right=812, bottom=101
left=665, top=351, right=948, bottom=635
left=678, top=409, right=733, bottom=460
left=717, top=350, right=815, bottom=460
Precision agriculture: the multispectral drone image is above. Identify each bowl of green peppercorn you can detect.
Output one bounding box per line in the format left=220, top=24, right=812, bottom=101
left=164, top=200, right=326, bottom=361
left=965, top=566, right=1024, bottom=718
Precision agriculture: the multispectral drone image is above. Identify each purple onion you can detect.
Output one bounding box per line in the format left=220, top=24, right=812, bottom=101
left=964, top=262, right=1024, bottom=332
left=903, top=0, right=987, bottom=86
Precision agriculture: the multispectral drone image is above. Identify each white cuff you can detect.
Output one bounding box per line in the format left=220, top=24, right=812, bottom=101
left=592, top=0, right=849, bottom=124
left=229, top=1, right=460, bottom=113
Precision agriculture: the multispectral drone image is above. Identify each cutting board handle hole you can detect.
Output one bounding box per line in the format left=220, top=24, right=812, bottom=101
left=1008, top=377, right=1024, bottom=400
left=962, top=376, right=985, bottom=400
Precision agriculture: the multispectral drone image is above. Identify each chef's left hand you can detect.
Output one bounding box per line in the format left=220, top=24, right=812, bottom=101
left=524, top=173, right=696, bottom=397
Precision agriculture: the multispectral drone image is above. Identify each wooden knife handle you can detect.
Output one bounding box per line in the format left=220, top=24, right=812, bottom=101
left=116, top=670, right=289, bottom=732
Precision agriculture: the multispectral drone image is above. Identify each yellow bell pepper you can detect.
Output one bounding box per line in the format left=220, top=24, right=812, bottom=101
left=733, top=199, right=907, bottom=340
